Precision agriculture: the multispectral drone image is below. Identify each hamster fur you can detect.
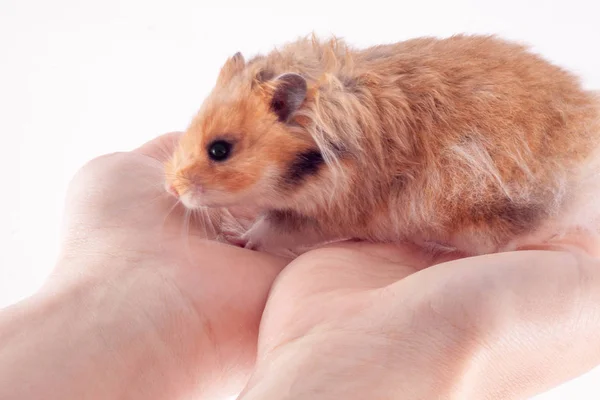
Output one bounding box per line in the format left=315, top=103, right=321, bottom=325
left=164, top=34, right=600, bottom=257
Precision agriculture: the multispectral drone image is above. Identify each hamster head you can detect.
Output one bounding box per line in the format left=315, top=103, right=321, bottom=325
left=165, top=52, right=327, bottom=211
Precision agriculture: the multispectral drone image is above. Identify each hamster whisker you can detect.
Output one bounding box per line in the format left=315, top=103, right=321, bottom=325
left=151, top=140, right=178, bottom=163
left=181, top=208, right=195, bottom=265
left=195, top=207, right=218, bottom=239
left=160, top=199, right=182, bottom=228
left=220, top=207, right=246, bottom=233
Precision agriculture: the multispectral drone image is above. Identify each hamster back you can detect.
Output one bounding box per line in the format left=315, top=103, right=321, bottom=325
left=168, top=34, right=600, bottom=256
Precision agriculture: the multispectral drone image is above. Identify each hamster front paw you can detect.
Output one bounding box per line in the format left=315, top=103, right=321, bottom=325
left=220, top=232, right=248, bottom=248
left=240, top=219, right=303, bottom=258
left=216, top=221, right=298, bottom=257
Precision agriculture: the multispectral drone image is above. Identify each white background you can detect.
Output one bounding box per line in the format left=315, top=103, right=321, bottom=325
left=1, top=0, right=599, bottom=398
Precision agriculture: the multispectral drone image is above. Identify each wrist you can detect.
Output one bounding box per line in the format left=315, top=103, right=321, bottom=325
left=0, top=260, right=210, bottom=400
left=238, top=336, right=344, bottom=400
left=239, top=332, right=470, bottom=400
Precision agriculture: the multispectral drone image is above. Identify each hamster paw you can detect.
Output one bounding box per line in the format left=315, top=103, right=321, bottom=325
left=242, top=231, right=300, bottom=258
left=219, top=230, right=248, bottom=248
left=248, top=241, right=300, bottom=258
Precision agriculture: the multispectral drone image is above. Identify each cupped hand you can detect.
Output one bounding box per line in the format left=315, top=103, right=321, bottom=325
left=239, top=240, right=600, bottom=399
left=44, top=132, right=288, bottom=399
left=10, top=130, right=600, bottom=400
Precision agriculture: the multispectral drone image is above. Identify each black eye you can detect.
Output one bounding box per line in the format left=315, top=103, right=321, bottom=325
left=208, top=140, right=232, bottom=161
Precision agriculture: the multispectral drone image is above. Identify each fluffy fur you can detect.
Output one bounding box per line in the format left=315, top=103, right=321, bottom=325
left=165, top=33, right=600, bottom=257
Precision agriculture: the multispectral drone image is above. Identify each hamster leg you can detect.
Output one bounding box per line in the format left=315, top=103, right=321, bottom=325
left=241, top=220, right=303, bottom=258
left=210, top=206, right=259, bottom=247
left=242, top=210, right=335, bottom=257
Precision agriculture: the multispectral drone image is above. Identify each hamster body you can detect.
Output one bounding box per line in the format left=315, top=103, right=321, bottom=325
left=165, top=34, right=600, bottom=257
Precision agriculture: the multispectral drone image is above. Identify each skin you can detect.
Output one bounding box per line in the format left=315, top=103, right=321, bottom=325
left=239, top=242, right=600, bottom=399
left=0, top=132, right=289, bottom=400
left=1, top=132, right=600, bottom=400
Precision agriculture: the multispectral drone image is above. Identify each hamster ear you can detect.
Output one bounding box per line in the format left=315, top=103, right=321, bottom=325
left=217, top=52, right=246, bottom=84
left=270, top=73, right=307, bottom=123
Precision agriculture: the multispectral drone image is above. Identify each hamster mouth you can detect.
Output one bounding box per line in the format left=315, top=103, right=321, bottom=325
left=178, top=190, right=239, bottom=210
left=178, top=191, right=208, bottom=209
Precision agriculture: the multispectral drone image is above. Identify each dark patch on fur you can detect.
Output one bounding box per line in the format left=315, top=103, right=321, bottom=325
left=392, top=174, right=410, bottom=191
left=265, top=209, right=315, bottom=233
left=478, top=198, right=546, bottom=234
left=283, top=149, right=324, bottom=185
left=496, top=202, right=544, bottom=229
left=341, top=76, right=360, bottom=93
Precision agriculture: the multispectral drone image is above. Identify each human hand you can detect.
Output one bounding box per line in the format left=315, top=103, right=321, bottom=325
left=3, top=131, right=600, bottom=400
left=238, top=240, right=600, bottom=399
left=0, top=132, right=288, bottom=400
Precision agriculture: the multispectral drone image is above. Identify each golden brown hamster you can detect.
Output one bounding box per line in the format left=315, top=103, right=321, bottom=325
left=164, top=33, right=600, bottom=257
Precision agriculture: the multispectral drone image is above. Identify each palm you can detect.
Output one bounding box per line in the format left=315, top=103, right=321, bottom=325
left=55, top=133, right=288, bottom=396
left=250, top=243, right=600, bottom=400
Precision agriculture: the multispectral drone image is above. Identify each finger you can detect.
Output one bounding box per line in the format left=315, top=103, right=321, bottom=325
left=275, top=240, right=467, bottom=298
left=518, top=230, right=600, bottom=258
left=392, top=249, right=600, bottom=399
left=320, top=240, right=466, bottom=267
left=280, top=243, right=425, bottom=295
left=478, top=250, right=600, bottom=399
left=133, top=131, right=183, bottom=162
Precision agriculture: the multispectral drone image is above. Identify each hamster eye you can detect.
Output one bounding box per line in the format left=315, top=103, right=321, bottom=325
left=208, top=140, right=232, bottom=161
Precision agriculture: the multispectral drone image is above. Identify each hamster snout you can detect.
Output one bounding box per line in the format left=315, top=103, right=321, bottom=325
left=165, top=179, right=208, bottom=209
left=166, top=184, right=179, bottom=198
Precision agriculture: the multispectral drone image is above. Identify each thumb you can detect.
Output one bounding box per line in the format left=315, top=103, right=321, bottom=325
left=133, top=131, right=183, bottom=162
left=276, top=241, right=463, bottom=297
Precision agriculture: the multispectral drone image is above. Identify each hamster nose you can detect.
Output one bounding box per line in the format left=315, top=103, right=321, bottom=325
left=167, top=184, right=179, bottom=198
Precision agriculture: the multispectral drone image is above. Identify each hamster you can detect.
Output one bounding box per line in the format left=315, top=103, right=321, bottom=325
left=164, top=33, right=600, bottom=258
